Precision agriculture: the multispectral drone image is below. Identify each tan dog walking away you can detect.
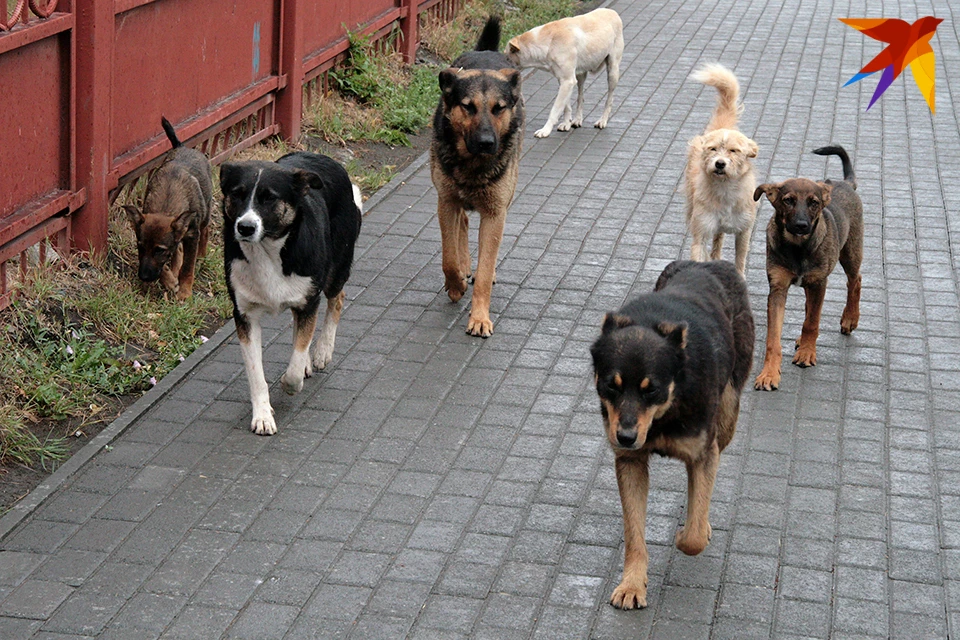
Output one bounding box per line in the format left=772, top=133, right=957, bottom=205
left=685, top=64, right=759, bottom=275
left=506, top=8, right=623, bottom=138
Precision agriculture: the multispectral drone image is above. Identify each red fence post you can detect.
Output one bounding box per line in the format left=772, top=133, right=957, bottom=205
left=399, top=0, right=418, bottom=64
left=72, top=0, right=113, bottom=254
left=276, top=0, right=304, bottom=142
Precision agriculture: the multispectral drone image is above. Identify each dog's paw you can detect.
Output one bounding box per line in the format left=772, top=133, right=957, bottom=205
left=594, top=118, right=609, bottom=129
left=792, top=347, right=817, bottom=368
left=840, top=311, right=859, bottom=334
left=754, top=368, right=780, bottom=391
left=571, top=118, right=583, bottom=128
left=534, top=126, right=552, bottom=138
left=557, top=121, right=572, bottom=132
left=610, top=579, right=648, bottom=610
left=312, top=340, right=335, bottom=371
left=466, top=314, right=493, bottom=338
left=175, top=286, right=192, bottom=302
left=251, top=412, right=277, bottom=436
left=675, top=523, right=711, bottom=556
left=445, top=274, right=468, bottom=302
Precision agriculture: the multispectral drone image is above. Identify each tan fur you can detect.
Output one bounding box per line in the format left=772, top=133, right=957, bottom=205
left=506, top=8, right=623, bottom=137
left=684, top=64, right=759, bottom=275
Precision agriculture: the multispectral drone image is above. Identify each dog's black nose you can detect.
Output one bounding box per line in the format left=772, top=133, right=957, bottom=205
left=476, top=136, right=498, bottom=155
left=790, top=220, right=811, bottom=235
left=617, top=430, right=637, bottom=448
left=236, top=221, right=257, bottom=238
left=714, top=159, right=726, bottom=170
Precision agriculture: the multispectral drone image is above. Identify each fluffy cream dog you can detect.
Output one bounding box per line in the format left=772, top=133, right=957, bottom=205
left=685, top=64, right=759, bottom=275
left=506, top=8, right=623, bottom=138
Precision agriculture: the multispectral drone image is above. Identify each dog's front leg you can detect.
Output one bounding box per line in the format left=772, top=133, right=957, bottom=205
left=611, top=452, right=650, bottom=609
left=572, top=72, right=587, bottom=127
left=794, top=280, right=826, bottom=367
left=734, top=226, right=753, bottom=276
left=236, top=311, right=276, bottom=435
left=160, top=244, right=184, bottom=295
left=467, top=210, right=505, bottom=337
left=312, top=291, right=344, bottom=370
left=676, top=438, right=719, bottom=555
left=438, top=196, right=468, bottom=302
left=755, top=267, right=791, bottom=390
left=176, top=233, right=200, bottom=301
left=281, top=306, right=319, bottom=395
left=536, top=77, right=576, bottom=137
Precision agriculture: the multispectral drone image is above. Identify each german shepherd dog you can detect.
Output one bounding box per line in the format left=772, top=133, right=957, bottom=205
left=220, top=152, right=362, bottom=435
left=125, top=117, right=213, bottom=300
left=753, top=145, right=863, bottom=390
left=431, top=16, right=524, bottom=337
left=590, top=260, right=754, bottom=609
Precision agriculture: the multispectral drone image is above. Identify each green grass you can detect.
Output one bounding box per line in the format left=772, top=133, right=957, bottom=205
left=305, top=31, right=441, bottom=149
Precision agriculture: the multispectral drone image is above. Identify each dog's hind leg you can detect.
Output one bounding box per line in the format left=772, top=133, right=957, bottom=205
left=282, top=306, right=319, bottom=395
left=676, top=438, right=719, bottom=555
left=611, top=452, right=650, bottom=609
left=571, top=72, right=587, bottom=128
left=536, top=77, right=576, bottom=137
left=595, top=55, right=620, bottom=129
left=458, top=210, right=472, bottom=282
left=312, top=291, right=344, bottom=370
left=839, top=245, right=862, bottom=335
left=236, top=312, right=276, bottom=435
left=794, top=280, right=826, bottom=367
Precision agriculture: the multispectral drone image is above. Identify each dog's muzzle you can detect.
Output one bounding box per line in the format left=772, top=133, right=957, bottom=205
left=137, top=264, right=161, bottom=282
left=235, top=214, right=263, bottom=242
left=786, top=220, right=812, bottom=236
left=712, top=159, right=727, bottom=175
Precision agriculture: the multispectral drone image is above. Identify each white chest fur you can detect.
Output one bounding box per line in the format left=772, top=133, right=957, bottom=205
left=230, top=236, right=314, bottom=315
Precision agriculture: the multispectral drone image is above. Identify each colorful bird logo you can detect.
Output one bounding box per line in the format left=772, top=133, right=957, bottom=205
left=840, top=16, right=943, bottom=113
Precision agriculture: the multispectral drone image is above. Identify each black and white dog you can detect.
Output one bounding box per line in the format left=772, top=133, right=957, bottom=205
left=219, top=152, right=362, bottom=435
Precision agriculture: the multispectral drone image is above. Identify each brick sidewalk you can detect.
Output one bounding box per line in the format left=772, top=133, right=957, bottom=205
left=3, top=0, right=960, bottom=637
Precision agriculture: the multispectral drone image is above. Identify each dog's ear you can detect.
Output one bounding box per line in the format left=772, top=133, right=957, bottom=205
left=508, top=41, right=520, bottom=55
left=601, top=313, right=634, bottom=334
left=746, top=140, right=759, bottom=158
left=218, top=162, right=241, bottom=195
left=754, top=183, right=780, bottom=202
left=499, top=68, right=522, bottom=102
left=292, top=170, right=324, bottom=196
left=171, top=208, right=193, bottom=238
left=817, top=181, right=833, bottom=207
left=656, top=321, right=688, bottom=350
left=123, top=204, right=144, bottom=231
left=439, top=68, right=459, bottom=103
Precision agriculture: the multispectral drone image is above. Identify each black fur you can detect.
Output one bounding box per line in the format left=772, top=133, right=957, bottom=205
left=160, top=116, right=182, bottom=149
left=813, top=145, right=856, bottom=188
left=220, top=152, right=361, bottom=319
left=591, top=260, right=754, bottom=448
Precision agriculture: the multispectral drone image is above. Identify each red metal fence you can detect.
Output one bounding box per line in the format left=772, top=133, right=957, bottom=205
left=0, top=0, right=460, bottom=309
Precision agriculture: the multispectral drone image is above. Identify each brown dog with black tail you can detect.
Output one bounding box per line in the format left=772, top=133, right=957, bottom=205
left=125, top=117, right=213, bottom=300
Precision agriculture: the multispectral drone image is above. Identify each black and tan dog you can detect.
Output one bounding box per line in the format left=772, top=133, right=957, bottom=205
left=753, top=145, right=863, bottom=391
left=125, top=117, right=213, bottom=300
left=431, top=16, right=524, bottom=337
left=591, top=260, right=754, bottom=609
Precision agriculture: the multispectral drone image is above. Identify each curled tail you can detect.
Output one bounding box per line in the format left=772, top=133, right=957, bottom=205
left=160, top=116, right=182, bottom=148
left=691, top=63, right=742, bottom=132
left=475, top=16, right=502, bottom=51
left=812, top=145, right=856, bottom=189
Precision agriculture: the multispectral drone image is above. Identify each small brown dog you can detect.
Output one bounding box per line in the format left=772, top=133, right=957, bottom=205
left=432, top=17, right=524, bottom=337
left=753, top=145, right=863, bottom=391
left=125, top=117, right=213, bottom=300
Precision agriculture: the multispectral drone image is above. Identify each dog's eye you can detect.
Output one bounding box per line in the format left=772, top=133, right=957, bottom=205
left=730, top=149, right=739, bottom=154
left=783, top=196, right=796, bottom=205
left=491, top=104, right=505, bottom=115
left=708, top=147, right=717, bottom=152
left=807, top=198, right=820, bottom=207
